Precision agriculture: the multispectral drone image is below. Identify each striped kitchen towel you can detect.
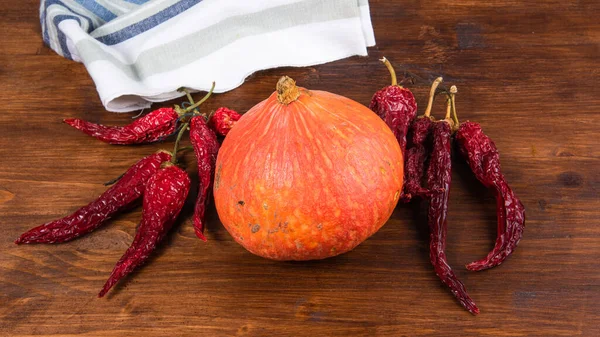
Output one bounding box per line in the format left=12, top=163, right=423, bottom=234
left=41, top=0, right=376, bottom=112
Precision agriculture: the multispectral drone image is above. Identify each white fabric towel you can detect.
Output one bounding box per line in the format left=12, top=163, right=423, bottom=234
left=42, top=0, right=376, bottom=112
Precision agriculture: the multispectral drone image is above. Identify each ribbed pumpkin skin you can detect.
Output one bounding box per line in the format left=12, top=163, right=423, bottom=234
left=214, top=87, right=403, bottom=261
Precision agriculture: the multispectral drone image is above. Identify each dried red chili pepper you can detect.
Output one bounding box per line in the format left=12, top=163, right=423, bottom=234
left=401, top=77, right=443, bottom=202
left=98, top=163, right=190, bottom=297
left=452, top=86, right=525, bottom=271
left=15, top=151, right=172, bottom=244
left=426, top=96, right=479, bottom=315
left=64, top=108, right=179, bottom=145
left=189, top=116, right=220, bottom=241
left=369, top=57, right=417, bottom=158
left=209, top=107, right=242, bottom=136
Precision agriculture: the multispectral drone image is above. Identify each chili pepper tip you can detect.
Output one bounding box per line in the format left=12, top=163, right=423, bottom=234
left=195, top=230, right=208, bottom=242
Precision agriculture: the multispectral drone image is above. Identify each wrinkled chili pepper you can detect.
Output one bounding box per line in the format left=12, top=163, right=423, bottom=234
left=64, top=108, right=179, bottom=145
left=452, top=86, right=525, bottom=271
left=426, top=96, right=479, bottom=315
left=190, top=116, right=220, bottom=241
left=98, top=163, right=190, bottom=297
left=401, top=77, right=443, bottom=202
left=15, top=151, right=172, bottom=244
left=209, top=107, right=242, bottom=136
left=370, top=57, right=417, bottom=158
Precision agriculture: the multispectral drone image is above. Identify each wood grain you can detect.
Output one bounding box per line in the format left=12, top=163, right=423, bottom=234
left=1, top=0, right=599, bottom=336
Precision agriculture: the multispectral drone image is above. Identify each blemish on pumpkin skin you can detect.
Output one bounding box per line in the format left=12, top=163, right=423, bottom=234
left=251, top=224, right=261, bottom=233
left=238, top=200, right=245, bottom=206
left=278, top=221, right=290, bottom=234
left=316, top=223, right=323, bottom=230
left=263, top=202, right=269, bottom=210
left=215, top=164, right=222, bottom=189
left=394, top=190, right=400, bottom=200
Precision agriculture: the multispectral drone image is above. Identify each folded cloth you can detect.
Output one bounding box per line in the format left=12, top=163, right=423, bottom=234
left=41, top=0, right=376, bottom=112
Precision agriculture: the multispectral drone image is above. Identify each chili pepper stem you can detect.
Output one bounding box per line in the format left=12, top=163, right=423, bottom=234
left=183, top=82, right=216, bottom=113
left=170, top=83, right=217, bottom=164
left=206, top=109, right=217, bottom=122
left=184, top=89, right=195, bottom=105
left=445, top=97, right=452, bottom=120
left=424, top=77, right=444, bottom=118
left=171, top=122, right=189, bottom=164
left=380, top=57, right=398, bottom=86
left=177, top=146, right=194, bottom=153
left=180, top=88, right=202, bottom=115
left=450, top=85, right=459, bottom=126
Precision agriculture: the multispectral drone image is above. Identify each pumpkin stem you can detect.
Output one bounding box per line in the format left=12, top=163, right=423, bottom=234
left=277, top=76, right=300, bottom=105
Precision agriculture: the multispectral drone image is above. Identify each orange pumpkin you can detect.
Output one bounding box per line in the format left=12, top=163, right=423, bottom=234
left=213, top=77, right=403, bottom=260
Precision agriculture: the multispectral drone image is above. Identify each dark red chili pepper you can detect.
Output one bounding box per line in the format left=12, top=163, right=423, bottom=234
left=370, top=57, right=417, bottom=158
left=64, top=108, right=179, bottom=145
left=189, top=116, right=220, bottom=241
left=15, top=151, right=172, bottom=244
left=401, top=77, right=443, bottom=202
left=209, top=107, right=241, bottom=136
left=98, top=163, right=190, bottom=297
left=455, top=121, right=525, bottom=271
left=403, top=117, right=433, bottom=199
left=426, top=98, right=479, bottom=315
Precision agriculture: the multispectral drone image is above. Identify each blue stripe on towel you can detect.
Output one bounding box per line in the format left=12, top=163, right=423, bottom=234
left=53, top=14, right=82, bottom=59
left=96, top=0, right=202, bottom=45
left=122, top=0, right=151, bottom=4
left=74, top=0, right=117, bottom=22
left=41, top=0, right=94, bottom=51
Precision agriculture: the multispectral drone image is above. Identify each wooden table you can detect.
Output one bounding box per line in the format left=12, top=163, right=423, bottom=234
left=1, top=1, right=598, bottom=336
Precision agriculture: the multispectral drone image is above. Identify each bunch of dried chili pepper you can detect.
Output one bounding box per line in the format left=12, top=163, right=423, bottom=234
left=414, top=84, right=525, bottom=315
left=16, top=83, right=225, bottom=296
